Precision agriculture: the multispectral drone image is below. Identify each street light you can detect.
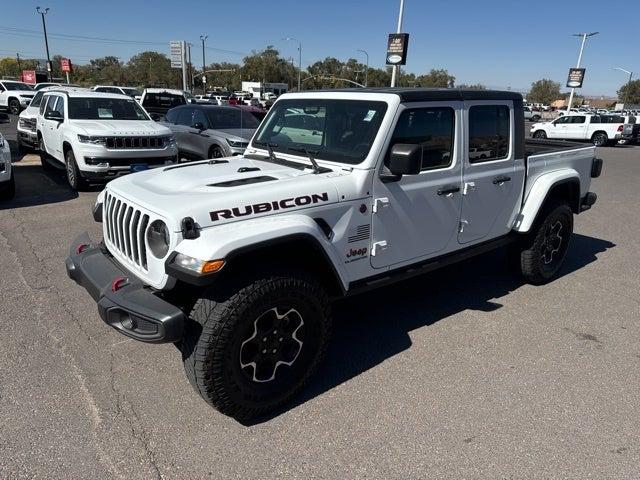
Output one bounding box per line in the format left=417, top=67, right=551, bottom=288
left=390, top=0, right=405, bottom=87
left=356, top=49, right=369, bottom=87
left=566, top=32, right=599, bottom=114
left=36, top=6, right=52, bottom=81
left=200, top=34, right=208, bottom=94
left=284, top=37, right=302, bottom=91
left=613, top=67, right=633, bottom=103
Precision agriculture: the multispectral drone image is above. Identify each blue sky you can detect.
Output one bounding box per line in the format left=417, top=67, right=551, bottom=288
left=0, top=0, right=635, bottom=96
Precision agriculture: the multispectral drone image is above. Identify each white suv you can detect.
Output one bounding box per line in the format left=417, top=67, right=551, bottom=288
left=36, top=90, right=178, bottom=190
left=0, top=80, right=36, bottom=115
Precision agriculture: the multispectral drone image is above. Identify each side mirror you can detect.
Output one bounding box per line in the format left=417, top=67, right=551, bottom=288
left=384, top=144, right=423, bottom=180
left=44, top=111, right=64, bottom=122
left=193, top=122, right=205, bottom=131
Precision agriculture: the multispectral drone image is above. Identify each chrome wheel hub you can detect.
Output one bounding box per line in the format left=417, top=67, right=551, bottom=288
left=541, top=220, right=563, bottom=264
left=239, top=307, right=304, bottom=383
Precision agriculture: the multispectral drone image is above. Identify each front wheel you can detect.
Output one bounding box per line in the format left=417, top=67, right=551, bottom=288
left=65, top=149, right=89, bottom=191
left=9, top=99, right=20, bottom=115
left=531, top=115, right=541, bottom=122
left=517, top=201, right=573, bottom=284
left=591, top=132, right=608, bottom=147
left=533, top=130, right=547, bottom=139
left=208, top=145, right=224, bottom=159
left=181, top=269, right=331, bottom=420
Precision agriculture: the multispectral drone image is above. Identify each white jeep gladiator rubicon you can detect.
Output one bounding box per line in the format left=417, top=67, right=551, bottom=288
left=37, top=90, right=178, bottom=190
left=66, top=88, right=602, bottom=420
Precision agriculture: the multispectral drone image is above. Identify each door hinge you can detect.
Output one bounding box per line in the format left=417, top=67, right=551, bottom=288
left=371, top=240, right=388, bottom=256
left=459, top=219, right=469, bottom=233
left=372, top=197, right=390, bottom=213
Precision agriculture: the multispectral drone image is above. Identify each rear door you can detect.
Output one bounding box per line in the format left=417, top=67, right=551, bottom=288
left=458, top=102, right=525, bottom=244
left=370, top=102, right=463, bottom=269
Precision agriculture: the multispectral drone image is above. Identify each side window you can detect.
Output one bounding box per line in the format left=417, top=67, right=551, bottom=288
left=388, top=107, right=455, bottom=171
left=468, top=105, right=510, bottom=163
left=192, top=109, right=208, bottom=128
left=40, top=95, right=50, bottom=114
left=165, top=109, right=178, bottom=124
left=31, top=91, right=44, bottom=108
left=570, top=116, right=586, bottom=124
left=52, top=96, right=65, bottom=117
left=44, top=95, right=58, bottom=114
left=94, top=87, right=107, bottom=92
left=554, top=116, right=569, bottom=125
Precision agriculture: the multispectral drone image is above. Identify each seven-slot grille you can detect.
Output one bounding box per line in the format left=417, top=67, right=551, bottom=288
left=105, top=136, right=166, bottom=149
left=104, top=192, right=150, bottom=270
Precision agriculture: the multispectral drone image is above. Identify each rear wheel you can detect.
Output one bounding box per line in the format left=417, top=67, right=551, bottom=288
left=591, top=132, right=608, bottom=147
left=517, top=201, right=573, bottom=284
left=532, top=115, right=541, bottom=122
left=65, top=149, right=89, bottom=191
left=533, top=130, right=547, bottom=139
left=181, top=269, right=331, bottom=420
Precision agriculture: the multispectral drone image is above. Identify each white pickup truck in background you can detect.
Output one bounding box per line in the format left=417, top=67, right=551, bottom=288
left=530, top=113, right=630, bottom=146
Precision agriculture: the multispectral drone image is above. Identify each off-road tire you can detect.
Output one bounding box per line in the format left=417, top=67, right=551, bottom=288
left=0, top=173, right=15, bottom=200
left=518, top=201, right=573, bottom=284
left=65, top=148, right=89, bottom=191
left=181, top=269, right=331, bottom=420
left=533, top=130, right=547, bottom=139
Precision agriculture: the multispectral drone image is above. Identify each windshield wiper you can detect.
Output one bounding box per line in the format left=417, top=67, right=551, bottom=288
left=287, top=147, right=320, bottom=174
left=253, top=140, right=279, bottom=163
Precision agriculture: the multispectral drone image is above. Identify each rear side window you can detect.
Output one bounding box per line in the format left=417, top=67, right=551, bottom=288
left=143, top=92, right=186, bottom=109
left=389, top=107, right=455, bottom=170
left=570, top=116, right=586, bottom=124
left=468, top=105, right=510, bottom=163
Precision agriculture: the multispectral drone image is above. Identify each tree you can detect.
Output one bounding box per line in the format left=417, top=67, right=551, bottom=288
left=127, top=51, right=179, bottom=88
left=457, top=83, right=487, bottom=90
left=617, top=79, right=640, bottom=105
left=415, top=69, right=455, bottom=88
left=528, top=79, right=561, bottom=105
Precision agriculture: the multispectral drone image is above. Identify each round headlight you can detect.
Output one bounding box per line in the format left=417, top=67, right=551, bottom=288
left=146, top=220, right=170, bottom=258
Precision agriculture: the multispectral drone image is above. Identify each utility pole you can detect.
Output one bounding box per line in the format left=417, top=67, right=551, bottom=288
left=187, top=43, right=193, bottom=92
left=36, top=7, right=52, bottom=81
left=200, top=34, right=208, bottom=94
left=566, top=32, right=599, bottom=114
left=16, top=53, right=22, bottom=72
left=390, top=0, right=405, bottom=88
left=285, top=37, right=302, bottom=91
left=357, top=49, right=369, bottom=87
left=613, top=67, right=633, bottom=105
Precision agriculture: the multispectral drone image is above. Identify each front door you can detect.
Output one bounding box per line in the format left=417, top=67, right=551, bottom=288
left=370, top=103, right=463, bottom=269
left=546, top=115, right=570, bottom=139
left=458, top=102, right=525, bottom=244
left=563, top=115, right=588, bottom=139
left=42, top=95, right=64, bottom=161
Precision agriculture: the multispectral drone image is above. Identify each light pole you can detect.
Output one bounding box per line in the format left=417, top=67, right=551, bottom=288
left=390, top=0, right=405, bottom=87
left=566, top=32, right=599, bottom=114
left=36, top=7, right=52, bottom=81
left=285, top=37, right=302, bottom=91
left=200, top=34, right=208, bottom=94
left=356, top=49, right=369, bottom=87
left=613, top=67, right=633, bottom=105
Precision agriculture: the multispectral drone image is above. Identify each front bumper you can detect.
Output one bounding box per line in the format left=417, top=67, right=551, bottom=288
left=65, top=232, right=184, bottom=343
left=17, top=129, right=38, bottom=147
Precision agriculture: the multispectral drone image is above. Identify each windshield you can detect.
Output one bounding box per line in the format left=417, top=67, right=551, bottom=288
left=4, top=82, right=33, bottom=91
left=206, top=108, right=260, bottom=129
left=30, top=91, right=45, bottom=108
left=68, top=97, right=150, bottom=120
left=254, top=99, right=387, bottom=165
left=121, top=88, right=142, bottom=97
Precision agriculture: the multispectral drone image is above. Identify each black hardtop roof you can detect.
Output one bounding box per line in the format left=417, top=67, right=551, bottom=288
left=309, top=87, right=523, bottom=102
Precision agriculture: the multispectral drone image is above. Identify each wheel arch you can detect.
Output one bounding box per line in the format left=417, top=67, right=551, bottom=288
left=514, top=171, right=580, bottom=233
left=62, top=140, right=74, bottom=156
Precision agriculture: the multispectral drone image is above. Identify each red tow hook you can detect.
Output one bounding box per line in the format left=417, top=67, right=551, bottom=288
left=111, top=277, right=129, bottom=293
left=76, top=243, right=90, bottom=254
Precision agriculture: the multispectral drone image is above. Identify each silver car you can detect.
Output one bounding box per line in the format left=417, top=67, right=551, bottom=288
left=162, top=105, right=259, bottom=160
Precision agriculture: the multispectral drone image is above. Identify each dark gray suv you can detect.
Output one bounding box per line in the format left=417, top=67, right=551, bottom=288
left=162, top=105, right=260, bottom=159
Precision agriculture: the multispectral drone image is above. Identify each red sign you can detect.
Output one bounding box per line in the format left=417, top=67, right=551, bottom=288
left=22, top=70, right=36, bottom=84
left=61, top=58, right=72, bottom=73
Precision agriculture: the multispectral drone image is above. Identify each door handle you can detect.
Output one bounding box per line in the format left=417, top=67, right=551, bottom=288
left=437, top=185, right=460, bottom=196
left=492, top=176, right=511, bottom=184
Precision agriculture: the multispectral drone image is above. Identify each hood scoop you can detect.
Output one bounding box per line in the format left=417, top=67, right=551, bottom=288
left=209, top=176, right=277, bottom=188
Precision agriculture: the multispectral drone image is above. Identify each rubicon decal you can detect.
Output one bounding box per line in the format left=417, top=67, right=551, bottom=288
left=210, top=193, right=330, bottom=221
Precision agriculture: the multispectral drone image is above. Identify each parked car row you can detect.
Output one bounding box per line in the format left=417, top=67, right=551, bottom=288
left=530, top=112, right=639, bottom=146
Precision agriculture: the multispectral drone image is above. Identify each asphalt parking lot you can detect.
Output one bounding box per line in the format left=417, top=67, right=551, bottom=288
left=1, top=114, right=639, bottom=479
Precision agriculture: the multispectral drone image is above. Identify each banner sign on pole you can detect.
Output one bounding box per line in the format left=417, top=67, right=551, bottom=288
left=386, top=33, right=409, bottom=65
left=566, top=68, right=586, bottom=88
left=170, top=41, right=183, bottom=69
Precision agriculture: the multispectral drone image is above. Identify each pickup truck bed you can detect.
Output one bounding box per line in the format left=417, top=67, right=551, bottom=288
left=525, top=138, right=587, bottom=158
